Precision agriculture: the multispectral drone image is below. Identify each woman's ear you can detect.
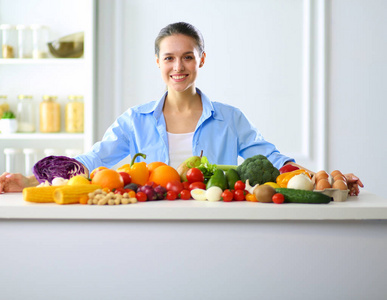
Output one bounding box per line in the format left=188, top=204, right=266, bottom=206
left=156, top=54, right=160, bottom=68
left=199, top=52, right=206, bottom=68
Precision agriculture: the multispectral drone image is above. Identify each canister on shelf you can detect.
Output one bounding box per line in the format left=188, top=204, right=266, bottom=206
left=40, top=95, right=60, bottom=133
left=16, top=25, right=33, bottom=58
left=0, top=24, right=17, bottom=58
left=17, top=94, right=35, bottom=132
left=65, top=95, right=84, bottom=133
left=4, top=148, right=22, bottom=173
left=23, top=148, right=38, bottom=176
left=0, top=95, right=10, bottom=119
left=30, top=24, right=50, bottom=58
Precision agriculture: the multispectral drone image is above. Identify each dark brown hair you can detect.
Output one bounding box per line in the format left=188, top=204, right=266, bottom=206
left=155, top=22, right=205, bottom=57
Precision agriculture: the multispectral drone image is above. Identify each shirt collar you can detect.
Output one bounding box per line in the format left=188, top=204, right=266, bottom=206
left=136, top=88, right=222, bottom=121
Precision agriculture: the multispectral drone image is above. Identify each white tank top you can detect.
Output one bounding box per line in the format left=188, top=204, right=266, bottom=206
left=167, top=132, right=194, bottom=169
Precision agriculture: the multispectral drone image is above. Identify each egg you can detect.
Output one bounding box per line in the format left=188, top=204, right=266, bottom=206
left=331, top=170, right=343, bottom=178
left=332, top=179, right=348, bottom=190
left=333, top=174, right=347, bottom=183
left=315, top=178, right=331, bottom=190
left=315, top=170, right=329, bottom=181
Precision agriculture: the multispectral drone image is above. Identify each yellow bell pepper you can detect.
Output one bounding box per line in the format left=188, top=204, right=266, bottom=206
left=276, top=169, right=311, bottom=188
left=117, top=153, right=149, bottom=186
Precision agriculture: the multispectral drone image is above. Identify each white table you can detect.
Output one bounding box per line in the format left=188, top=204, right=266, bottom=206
left=1, top=190, right=387, bottom=300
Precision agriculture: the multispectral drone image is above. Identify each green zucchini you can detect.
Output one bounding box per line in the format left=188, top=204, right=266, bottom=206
left=275, top=188, right=332, bottom=204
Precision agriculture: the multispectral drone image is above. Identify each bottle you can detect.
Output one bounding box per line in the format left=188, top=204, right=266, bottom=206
left=31, top=25, right=50, bottom=59
left=23, top=148, right=37, bottom=176
left=17, top=94, right=35, bottom=132
left=4, top=148, right=22, bottom=173
left=65, top=95, right=84, bottom=133
left=0, top=95, right=10, bottom=119
left=16, top=25, right=33, bottom=58
left=0, top=24, right=17, bottom=58
left=40, top=95, right=60, bottom=132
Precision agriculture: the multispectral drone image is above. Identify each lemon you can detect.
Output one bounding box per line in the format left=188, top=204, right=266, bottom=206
left=264, top=182, right=280, bottom=189
left=68, top=175, right=91, bottom=185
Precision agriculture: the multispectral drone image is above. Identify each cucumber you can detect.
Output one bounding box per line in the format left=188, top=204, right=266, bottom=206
left=225, top=168, right=240, bottom=190
left=275, top=188, right=332, bottom=204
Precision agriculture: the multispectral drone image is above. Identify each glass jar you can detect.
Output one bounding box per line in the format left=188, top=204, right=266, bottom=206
left=40, top=95, right=60, bottom=132
left=1, top=24, right=17, bottom=58
left=0, top=95, right=10, bottom=119
left=17, top=95, right=35, bottom=132
left=16, top=25, right=33, bottom=58
left=30, top=25, right=50, bottom=58
left=65, top=95, right=84, bottom=133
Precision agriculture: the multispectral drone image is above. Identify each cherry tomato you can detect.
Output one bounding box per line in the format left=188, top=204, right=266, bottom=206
left=234, top=180, right=246, bottom=191
left=182, top=181, right=190, bottom=190
left=118, top=172, right=132, bottom=186
left=166, top=190, right=178, bottom=201
left=179, top=189, right=191, bottom=200
left=136, top=191, right=147, bottom=202
left=145, top=181, right=157, bottom=188
left=166, top=180, right=184, bottom=194
left=234, top=189, right=246, bottom=201
left=114, top=187, right=126, bottom=195
left=189, top=181, right=206, bottom=191
left=186, top=168, right=205, bottom=183
left=272, top=193, right=285, bottom=204
left=221, top=190, right=233, bottom=202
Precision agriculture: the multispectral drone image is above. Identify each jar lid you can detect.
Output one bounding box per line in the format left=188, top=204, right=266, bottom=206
left=18, top=95, right=33, bottom=99
left=42, top=95, right=58, bottom=100
left=0, top=24, right=16, bottom=30
left=16, top=24, right=28, bottom=30
left=30, top=24, right=49, bottom=30
left=4, top=148, right=22, bottom=154
left=68, top=95, right=84, bottom=100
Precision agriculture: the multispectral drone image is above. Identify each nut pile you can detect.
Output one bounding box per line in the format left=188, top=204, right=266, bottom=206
left=87, top=189, right=137, bottom=205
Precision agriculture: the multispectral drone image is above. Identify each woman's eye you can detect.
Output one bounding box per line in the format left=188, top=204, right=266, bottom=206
left=164, top=57, right=173, bottom=61
left=184, top=56, right=193, bottom=60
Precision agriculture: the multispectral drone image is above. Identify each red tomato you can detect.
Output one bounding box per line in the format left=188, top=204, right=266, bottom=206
left=186, top=168, right=204, bottom=183
left=221, top=190, right=233, bottom=202
left=182, top=181, right=190, bottom=190
left=114, top=187, right=126, bottom=195
left=136, top=192, right=147, bottom=202
left=166, top=190, right=178, bottom=201
left=145, top=181, right=157, bottom=188
left=189, top=181, right=206, bottom=191
left=118, top=172, right=132, bottom=186
left=272, top=193, right=285, bottom=204
left=166, top=180, right=184, bottom=194
left=234, top=189, right=246, bottom=201
left=234, top=180, right=245, bottom=191
left=179, top=189, right=191, bottom=200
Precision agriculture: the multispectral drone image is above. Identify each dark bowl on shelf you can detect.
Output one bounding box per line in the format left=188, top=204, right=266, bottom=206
left=48, top=32, right=84, bottom=58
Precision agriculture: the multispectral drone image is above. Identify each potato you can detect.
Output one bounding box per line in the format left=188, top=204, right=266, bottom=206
left=253, top=185, right=276, bottom=203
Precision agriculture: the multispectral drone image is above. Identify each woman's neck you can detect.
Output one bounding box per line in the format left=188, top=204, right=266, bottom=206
left=164, top=87, right=201, bottom=112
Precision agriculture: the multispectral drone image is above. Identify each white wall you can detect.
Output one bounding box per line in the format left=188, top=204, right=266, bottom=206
left=96, top=0, right=386, bottom=196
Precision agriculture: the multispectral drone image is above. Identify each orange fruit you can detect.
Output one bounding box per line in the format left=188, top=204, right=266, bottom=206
left=91, top=169, right=124, bottom=190
left=90, top=166, right=108, bottom=179
left=148, top=165, right=181, bottom=188
left=147, top=161, right=167, bottom=174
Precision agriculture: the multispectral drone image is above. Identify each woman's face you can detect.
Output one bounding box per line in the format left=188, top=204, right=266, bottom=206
left=156, top=34, right=205, bottom=94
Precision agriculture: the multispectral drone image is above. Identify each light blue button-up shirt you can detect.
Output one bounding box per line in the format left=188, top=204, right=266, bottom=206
left=76, top=89, right=294, bottom=172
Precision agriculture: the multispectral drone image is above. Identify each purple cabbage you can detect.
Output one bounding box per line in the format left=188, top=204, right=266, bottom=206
left=32, top=155, right=87, bottom=184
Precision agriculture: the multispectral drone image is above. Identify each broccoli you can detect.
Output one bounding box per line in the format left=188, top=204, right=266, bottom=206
left=237, top=155, right=280, bottom=186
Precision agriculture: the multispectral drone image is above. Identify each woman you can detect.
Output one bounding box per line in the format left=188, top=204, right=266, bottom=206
left=0, top=22, right=363, bottom=195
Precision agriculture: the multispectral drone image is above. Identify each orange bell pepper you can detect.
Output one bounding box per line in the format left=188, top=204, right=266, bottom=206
left=276, top=169, right=311, bottom=188
left=245, top=193, right=258, bottom=202
left=117, top=153, right=149, bottom=186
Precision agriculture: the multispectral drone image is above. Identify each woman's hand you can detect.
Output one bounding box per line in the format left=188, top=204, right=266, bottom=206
left=0, top=173, right=38, bottom=193
left=344, top=173, right=364, bottom=196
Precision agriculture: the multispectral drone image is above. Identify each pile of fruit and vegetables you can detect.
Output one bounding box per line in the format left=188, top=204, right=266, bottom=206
left=23, top=152, right=350, bottom=205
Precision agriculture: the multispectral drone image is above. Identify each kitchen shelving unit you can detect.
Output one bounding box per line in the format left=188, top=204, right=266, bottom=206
left=0, top=0, right=96, bottom=175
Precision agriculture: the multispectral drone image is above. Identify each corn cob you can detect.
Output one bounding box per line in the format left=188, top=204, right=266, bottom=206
left=23, top=186, right=59, bottom=203
left=53, top=184, right=101, bottom=205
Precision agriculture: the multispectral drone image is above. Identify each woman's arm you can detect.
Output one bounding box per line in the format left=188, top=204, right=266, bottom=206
left=0, top=173, right=39, bottom=193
